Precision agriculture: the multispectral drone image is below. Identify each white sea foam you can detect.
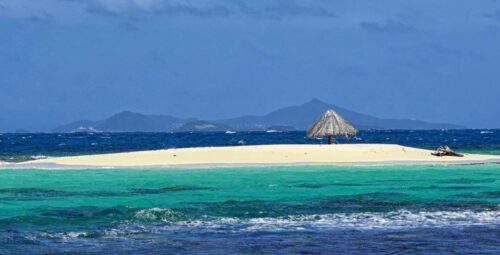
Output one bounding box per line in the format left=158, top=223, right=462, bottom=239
left=133, top=208, right=185, bottom=222
left=32, top=210, right=500, bottom=241
left=129, top=209, right=500, bottom=233
left=166, top=210, right=500, bottom=232
left=35, top=231, right=91, bottom=240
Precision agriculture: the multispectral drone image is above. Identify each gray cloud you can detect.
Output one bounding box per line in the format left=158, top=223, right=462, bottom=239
left=152, top=3, right=232, bottom=17
left=262, top=0, right=335, bottom=18
left=0, top=0, right=334, bottom=19
left=120, top=21, right=140, bottom=32
left=228, top=0, right=334, bottom=19
left=482, top=9, right=500, bottom=22
left=28, top=14, right=51, bottom=23
left=360, top=20, right=416, bottom=34
left=85, top=6, right=119, bottom=17
left=491, top=9, right=500, bottom=21
left=486, top=24, right=500, bottom=31
left=81, top=0, right=335, bottom=19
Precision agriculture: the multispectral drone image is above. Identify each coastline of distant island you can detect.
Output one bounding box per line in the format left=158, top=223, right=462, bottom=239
left=52, top=99, right=464, bottom=133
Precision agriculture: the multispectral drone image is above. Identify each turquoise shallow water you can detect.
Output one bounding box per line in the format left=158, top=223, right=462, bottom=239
left=1, top=131, right=499, bottom=254
left=0, top=164, right=499, bottom=254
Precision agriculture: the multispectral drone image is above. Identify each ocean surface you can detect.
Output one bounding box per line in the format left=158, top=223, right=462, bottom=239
left=0, top=130, right=499, bottom=254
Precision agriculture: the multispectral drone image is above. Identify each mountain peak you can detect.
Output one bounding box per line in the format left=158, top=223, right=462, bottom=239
left=114, top=110, right=139, bottom=117
left=54, top=100, right=465, bottom=132
left=306, top=98, right=327, bottom=105
left=217, top=99, right=465, bottom=131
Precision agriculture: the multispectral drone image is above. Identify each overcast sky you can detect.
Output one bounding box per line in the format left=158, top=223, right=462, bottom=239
left=1, top=0, right=500, bottom=131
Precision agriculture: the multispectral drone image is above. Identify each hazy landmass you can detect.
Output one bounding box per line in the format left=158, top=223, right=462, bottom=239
left=53, top=99, right=464, bottom=133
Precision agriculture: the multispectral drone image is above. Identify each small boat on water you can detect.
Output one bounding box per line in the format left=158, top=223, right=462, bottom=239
left=480, top=130, right=493, bottom=134
left=266, top=130, right=279, bottom=133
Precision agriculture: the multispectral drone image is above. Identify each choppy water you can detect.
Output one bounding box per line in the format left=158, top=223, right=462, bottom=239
left=1, top=130, right=499, bottom=161
left=0, top=130, right=499, bottom=254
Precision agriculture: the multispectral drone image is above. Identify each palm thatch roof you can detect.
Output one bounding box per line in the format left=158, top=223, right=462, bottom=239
left=307, top=109, right=358, bottom=139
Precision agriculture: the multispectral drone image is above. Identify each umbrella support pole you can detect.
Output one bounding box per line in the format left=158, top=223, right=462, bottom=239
left=328, top=136, right=333, bottom=144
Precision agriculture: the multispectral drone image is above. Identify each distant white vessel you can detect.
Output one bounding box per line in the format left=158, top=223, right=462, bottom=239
left=71, top=126, right=101, bottom=133
left=480, top=130, right=493, bottom=134
left=30, top=155, right=47, bottom=160
left=266, top=130, right=280, bottom=133
left=225, top=131, right=236, bottom=134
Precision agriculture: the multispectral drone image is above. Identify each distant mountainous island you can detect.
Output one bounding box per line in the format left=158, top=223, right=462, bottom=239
left=53, top=99, right=464, bottom=133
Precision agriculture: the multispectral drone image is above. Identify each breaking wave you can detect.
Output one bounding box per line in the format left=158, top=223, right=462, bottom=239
left=71, top=208, right=499, bottom=234
left=22, top=209, right=500, bottom=242
left=165, top=210, right=500, bottom=231
left=133, top=208, right=187, bottom=222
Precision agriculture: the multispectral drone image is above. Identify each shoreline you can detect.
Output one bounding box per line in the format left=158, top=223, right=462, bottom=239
left=2, top=161, right=500, bottom=171
left=1, top=144, right=500, bottom=170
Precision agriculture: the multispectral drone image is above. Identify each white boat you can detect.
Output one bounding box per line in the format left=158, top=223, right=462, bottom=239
left=266, top=130, right=279, bottom=133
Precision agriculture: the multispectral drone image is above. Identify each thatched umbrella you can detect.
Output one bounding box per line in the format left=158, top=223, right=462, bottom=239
left=307, top=109, right=358, bottom=144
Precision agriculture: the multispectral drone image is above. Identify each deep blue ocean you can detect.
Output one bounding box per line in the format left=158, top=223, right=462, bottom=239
left=0, top=130, right=499, bottom=254
left=1, top=129, right=499, bottom=161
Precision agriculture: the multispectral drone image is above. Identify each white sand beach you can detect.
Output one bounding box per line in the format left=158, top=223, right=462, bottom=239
left=5, top=144, right=500, bottom=169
